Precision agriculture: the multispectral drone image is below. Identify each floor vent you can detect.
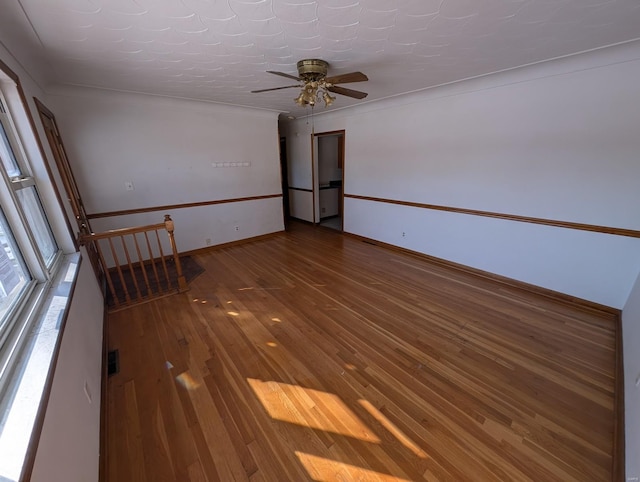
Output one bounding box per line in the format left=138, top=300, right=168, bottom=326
left=107, top=350, right=119, bottom=376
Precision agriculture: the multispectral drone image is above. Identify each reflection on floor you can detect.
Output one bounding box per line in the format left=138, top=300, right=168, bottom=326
left=320, top=216, right=342, bottom=231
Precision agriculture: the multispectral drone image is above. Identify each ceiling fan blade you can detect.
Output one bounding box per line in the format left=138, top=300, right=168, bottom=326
left=327, top=85, right=368, bottom=100
left=251, top=85, right=300, bottom=93
left=324, top=71, right=368, bottom=84
left=267, top=71, right=301, bottom=81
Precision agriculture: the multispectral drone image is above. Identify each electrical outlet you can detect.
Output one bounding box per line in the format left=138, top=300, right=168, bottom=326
left=321, top=207, right=326, bottom=213
left=124, top=181, right=134, bottom=191
left=235, top=226, right=239, bottom=231
left=205, top=238, right=211, bottom=246
left=402, top=232, right=406, bottom=237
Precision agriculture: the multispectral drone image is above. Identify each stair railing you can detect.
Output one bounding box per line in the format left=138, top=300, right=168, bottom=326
left=79, top=214, right=188, bottom=310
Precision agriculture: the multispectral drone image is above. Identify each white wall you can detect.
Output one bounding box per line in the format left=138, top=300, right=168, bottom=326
left=623, top=272, right=640, bottom=479
left=280, top=124, right=314, bottom=222
left=288, top=189, right=313, bottom=222
left=31, top=250, right=104, bottom=482
left=47, top=86, right=284, bottom=250
left=285, top=128, right=313, bottom=192
left=284, top=41, right=640, bottom=309
left=0, top=42, right=105, bottom=482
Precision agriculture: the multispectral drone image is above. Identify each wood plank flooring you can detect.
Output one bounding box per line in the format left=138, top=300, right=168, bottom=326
left=106, top=222, right=617, bottom=481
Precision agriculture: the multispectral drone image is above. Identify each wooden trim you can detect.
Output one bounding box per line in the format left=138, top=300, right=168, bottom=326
left=288, top=187, right=313, bottom=193
left=87, top=194, right=282, bottom=220
left=81, top=221, right=166, bottom=241
left=345, top=194, right=640, bottom=239
left=613, top=312, right=625, bottom=481
left=32, top=97, right=79, bottom=250
left=279, top=136, right=290, bottom=222
left=311, top=134, right=316, bottom=224
left=313, top=129, right=346, bottom=138
left=33, top=96, right=55, bottom=118
left=179, top=230, right=284, bottom=257
left=0, top=57, right=20, bottom=82
left=344, top=231, right=621, bottom=316
left=339, top=134, right=345, bottom=231
left=19, top=256, right=83, bottom=482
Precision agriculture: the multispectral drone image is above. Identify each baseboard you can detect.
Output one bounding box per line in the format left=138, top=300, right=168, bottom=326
left=180, top=230, right=285, bottom=257
left=343, top=232, right=620, bottom=317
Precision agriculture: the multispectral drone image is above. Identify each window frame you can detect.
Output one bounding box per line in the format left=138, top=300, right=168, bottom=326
left=0, top=58, right=81, bottom=482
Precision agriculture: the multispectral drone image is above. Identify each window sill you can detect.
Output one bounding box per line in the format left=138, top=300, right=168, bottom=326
left=0, top=253, right=81, bottom=482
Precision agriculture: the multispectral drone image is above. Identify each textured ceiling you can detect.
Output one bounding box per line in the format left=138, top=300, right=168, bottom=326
left=2, top=0, right=640, bottom=115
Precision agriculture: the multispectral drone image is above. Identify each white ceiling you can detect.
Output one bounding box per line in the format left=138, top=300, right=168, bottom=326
left=2, top=0, right=640, bottom=115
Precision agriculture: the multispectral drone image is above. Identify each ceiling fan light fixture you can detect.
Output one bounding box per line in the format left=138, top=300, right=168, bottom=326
left=256, top=59, right=369, bottom=108
left=295, top=91, right=306, bottom=106
left=322, top=91, right=335, bottom=107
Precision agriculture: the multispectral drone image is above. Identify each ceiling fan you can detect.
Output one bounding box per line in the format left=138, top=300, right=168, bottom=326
left=252, top=59, right=368, bottom=108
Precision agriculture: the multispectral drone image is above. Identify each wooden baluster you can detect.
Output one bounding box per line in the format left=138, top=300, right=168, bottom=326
left=144, top=231, right=162, bottom=293
left=133, top=232, right=152, bottom=298
left=120, top=235, right=142, bottom=301
left=95, top=239, right=119, bottom=308
left=108, top=237, right=131, bottom=303
left=155, top=228, right=172, bottom=291
left=164, top=214, right=188, bottom=292
left=80, top=215, right=189, bottom=309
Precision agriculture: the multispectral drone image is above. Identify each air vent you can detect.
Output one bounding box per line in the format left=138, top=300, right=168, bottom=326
left=107, top=349, right=119, bottom=376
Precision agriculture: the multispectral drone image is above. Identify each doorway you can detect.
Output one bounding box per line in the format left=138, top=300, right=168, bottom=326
left=279, top=136, right=290, bottom=226
left=314, top=131, right=344, bottom=231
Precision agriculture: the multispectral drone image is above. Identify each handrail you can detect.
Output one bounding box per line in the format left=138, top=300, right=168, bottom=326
left=79, top=214, right=188, bottom=310
left=81, top=222, right=166, bottom=240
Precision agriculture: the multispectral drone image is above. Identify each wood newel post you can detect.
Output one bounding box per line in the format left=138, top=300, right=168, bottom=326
left=164, top=214, right=188, bottom=292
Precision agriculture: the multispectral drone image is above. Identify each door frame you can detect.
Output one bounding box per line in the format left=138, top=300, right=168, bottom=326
left=34, top=98, right=92, bottom=238
left=279, top=136, right=290, bottom=223
left=313, top=129, right=345, bottom=231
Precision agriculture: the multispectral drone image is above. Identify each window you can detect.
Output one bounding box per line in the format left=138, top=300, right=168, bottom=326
left=0, top=208, right=30, bottom=328
left=0, top=97, right=57, bottom=267
left=0, top=93, right=58, bottom=339
left=0, top=65, right=77, bottom=482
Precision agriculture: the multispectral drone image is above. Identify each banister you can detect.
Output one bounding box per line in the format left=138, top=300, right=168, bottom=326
left=78, top=214, right=189, bottom=311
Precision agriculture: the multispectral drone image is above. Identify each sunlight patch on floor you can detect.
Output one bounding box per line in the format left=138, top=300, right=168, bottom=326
left=358, top=399, right=429, bottom=459
left=295, top=451, right=411, bottom=482
left=247, top=378, right=380, bottom=443
left=176, top=372, right=200, bottom=390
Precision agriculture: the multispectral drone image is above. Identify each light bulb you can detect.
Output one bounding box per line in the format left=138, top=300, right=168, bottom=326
left=322, top=91, right=335, bottom=107
left=295, top=92, right=306, bottom=106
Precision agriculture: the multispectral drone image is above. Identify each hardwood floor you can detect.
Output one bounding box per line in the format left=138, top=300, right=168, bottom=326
left=106, top=222, right=617, bottom=481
